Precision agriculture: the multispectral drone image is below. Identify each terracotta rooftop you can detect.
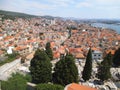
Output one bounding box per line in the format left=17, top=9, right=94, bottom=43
left=66, top=83, right=97, bottom=90
left=75, top=53, right=85, bottom=59
left=53, top=51, right=60, bottom=59
left=4, top=36, right=14, bottom=41
left=0, top=50, right=4, bottom=55
left=106, top=49, right=115, bottom=55
left=14, top=46, right=28, bottom=51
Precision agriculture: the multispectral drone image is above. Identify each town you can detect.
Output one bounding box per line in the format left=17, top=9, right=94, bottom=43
left=0, top=14, right=120, bottom=90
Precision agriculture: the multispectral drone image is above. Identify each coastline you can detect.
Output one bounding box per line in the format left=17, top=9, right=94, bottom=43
left=91, top=22, right=120, bottom=34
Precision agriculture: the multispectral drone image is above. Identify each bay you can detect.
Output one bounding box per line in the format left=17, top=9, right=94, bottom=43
left=91, top=23, right=120, bottom=34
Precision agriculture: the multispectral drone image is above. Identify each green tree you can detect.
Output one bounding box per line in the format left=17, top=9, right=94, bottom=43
left=53, top=54, right=78, bottom=86
left=36, top=84, right=64, bottom=90
left=106, top=52, right=112, bottom=67
left=29, top=49, right=52, bottom=84
left=113, top=48, right=120, bottom=67
left=97, top=54, right=111, bottom=82
left=82, top=48, right=92, bottom=81
left=1, top=73, right=31, bottom=90
left=45, top=42, right=53, bottom=60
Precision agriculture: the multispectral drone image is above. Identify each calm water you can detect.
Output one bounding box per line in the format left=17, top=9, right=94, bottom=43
left=91, top=23, right=120, bottom=34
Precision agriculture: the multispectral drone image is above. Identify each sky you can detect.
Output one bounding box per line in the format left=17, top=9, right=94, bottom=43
left=0, top=0, right=120, bottom=19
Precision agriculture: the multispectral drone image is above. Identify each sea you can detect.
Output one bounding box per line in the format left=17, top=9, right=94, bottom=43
left=91, top=23, right=120, bottom=34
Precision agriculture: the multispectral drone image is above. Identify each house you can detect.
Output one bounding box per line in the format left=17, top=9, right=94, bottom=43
left=7, top=46, right=14, bottom=54
left=92, top=49, right=103, bottom=61
left=75, top=53, right=85, bottom=64
left=65, top=83, right=97, bottom=90
left=14, top=46, right=29, bottom=55
left=75, top=53, right=85, bottom=59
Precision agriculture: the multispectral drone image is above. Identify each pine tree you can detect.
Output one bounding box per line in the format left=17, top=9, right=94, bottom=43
left=53, top=54, right=78, bottom=86
left=82, top=48, right=92, bottom=81
left=45, top=42, right=53, bottom=60
left=29, top=49, right=52, bottom=84
left=113, top=48, right=120, bottom=67
left=97, top=53, right=111, bottom=81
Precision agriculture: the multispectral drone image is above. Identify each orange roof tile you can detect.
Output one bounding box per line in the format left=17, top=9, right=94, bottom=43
left=27, top=39, right=36, bottom=43
left=0, top=34, right=3, bottom=37
left=92, top=47, right=99, bottom=51
left=67, top=83, right=97, bottom=90
left=0, top=50, right=4, bottom=55
left=75, top=48, right=83, bottom=53
left=53, top=51, right=60, bottom=59
left=75, top=53, right=85, bottom=59
left=71, top=30, right=78, bottom=33
left=106, top=49, right=115, bottom=55
left=4, top=36, right=14, bottom=41
left=69, top=48, right=75, bottom=53
left=14, top=46, right=28, bottom=51
left=57, top=46, right=65, bottom=54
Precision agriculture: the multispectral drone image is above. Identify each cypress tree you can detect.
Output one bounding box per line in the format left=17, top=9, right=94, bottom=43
left=82, top=48, right=92, bottom=81
left=113, top=48, right=120, bottom=67
left=97, top=53, right=111, bottom=81
left=53, top=54, right=78, bottom=86
left=45, top=42, right=53, bottom=60
left=106, top=52, right=112, bottom=67
left=29, top=49, right=52, bottom=84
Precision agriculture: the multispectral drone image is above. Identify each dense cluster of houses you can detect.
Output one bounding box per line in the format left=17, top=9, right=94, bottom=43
left=0, top=17, right=70, bottom=58
left=0, top=17, right=120, bottom=90
left=64, top=24, right=120, bottom=60
left=0, top=17, right=120, bottom=60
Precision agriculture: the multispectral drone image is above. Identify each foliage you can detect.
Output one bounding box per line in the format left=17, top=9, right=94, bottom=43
left=113, top=48, right=120, bottom=67
left=82, top=48, right=92, bottom=81
left=6, top=52, right=19, bottom=58
left=45, top=42, right=53, bottom=60
left=1, top=73, right=31, bottom=90
left=0, top=10, right=37, bottom=20
left=36, top=84, right=64, bottom=90
left=97, top=53, right=111, bottom=81
left=0, top=52, right=19, bottom=66
left=53, top=53, right=78, bottom=86
left=29, top=49, right=52, bottom=84
left=105, top=52, right=112, bottom=67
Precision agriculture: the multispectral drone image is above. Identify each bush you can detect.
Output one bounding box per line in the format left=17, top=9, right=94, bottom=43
left=36, top=84, right=64, bottom=90
left=1, top=73, right=31, bottom=90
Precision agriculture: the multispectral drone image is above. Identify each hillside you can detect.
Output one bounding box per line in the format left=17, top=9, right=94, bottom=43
left=0, top=10, right=37, bottom=20
left=0, top=10, right=60, bottom=20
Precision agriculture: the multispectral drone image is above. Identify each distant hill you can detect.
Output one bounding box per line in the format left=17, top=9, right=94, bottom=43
left=0, top=10, right=61, bottom=20
left=0, top=10, right=38, bottom=20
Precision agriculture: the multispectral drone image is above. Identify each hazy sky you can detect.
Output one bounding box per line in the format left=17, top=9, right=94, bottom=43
left=0, top=0, right=120, bottom=19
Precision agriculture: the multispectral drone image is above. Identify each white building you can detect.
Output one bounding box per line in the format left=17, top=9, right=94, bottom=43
left=92, top=50, right=103, bottom=61
left=7, top=46, right=14, bottom=54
